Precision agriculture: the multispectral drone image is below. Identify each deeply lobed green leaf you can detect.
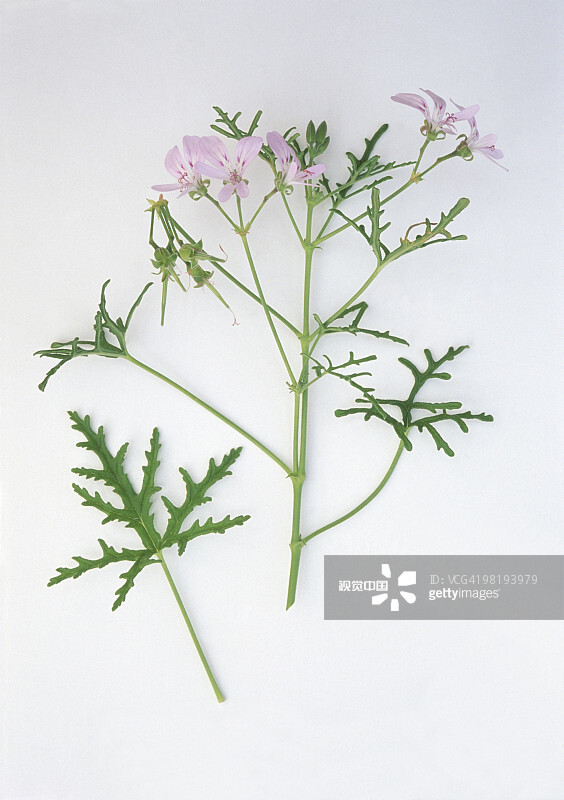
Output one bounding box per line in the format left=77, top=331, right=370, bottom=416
left=48, top=413, right=249, bottom=609
left=35, top=282, right=152, bottom=391
left=332, top=344, right=493, bottom=456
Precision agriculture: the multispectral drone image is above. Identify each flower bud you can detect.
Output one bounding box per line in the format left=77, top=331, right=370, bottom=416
left=189, top=264, right=213, bottom=287
left=178, top=244, right=195, bottom=263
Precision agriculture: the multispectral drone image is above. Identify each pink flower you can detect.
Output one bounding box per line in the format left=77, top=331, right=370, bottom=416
left=455, top=110, right=508, bottom=171
left=152, top=136, right=207, bottom=198
left=391, top=89, right=479, bottom=139
left=266, top=131, right=325, bottom=191
left=196, top=136, right=263, bottom=202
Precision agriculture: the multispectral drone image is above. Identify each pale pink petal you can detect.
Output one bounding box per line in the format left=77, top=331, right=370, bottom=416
left=151, top=183, right=182, bottom=192
left=391, top=93, right=428, bottom=116
left=235, top=136, right=263, bottom=171
left=300, top=164, right=325, bottom=178
left=467, top=116, right=480, bottom=141
left=450, top=102, right=480, bottom=121
left=200, top=136, right=231, bottom=169
left=197, top=162, right=229, bottom=181
left=421, top=88, right=446, bottom=118
left=475, top=133, right=497, bottom=149
left=164, top=146, right=184, bottom=177
left=218, top=182, right=236, bottom=202
left=267, top=131, right=293, bottom=168
left=182, top=135, right=202, bottom=168
left=235, top=181, right=250, bottom=199
left=285, top=160, right=300, bottom=183
left=482, top=150, right=509, bottom=170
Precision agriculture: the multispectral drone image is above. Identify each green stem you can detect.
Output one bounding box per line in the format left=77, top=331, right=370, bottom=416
left=286, top=475, right=304, bottom=609
left=160, top=277, right=168, bottom=327
left=247, top=189, right=277, bottom=228
left=286, top=193, right=315, bottom=609
left=315, top=208, right=368, bottom=245
left=211, top=261, right=300, bottom=336
left=280, top=192, right=305, bottom=246
left=315, top=203, right=337, bottom=241
left=301, top=439, right=405, bottom=544
left=149, top=208, right=157, bottom=249
left=379, top=150, right=457, bottom=205
left=157, top=207, right=177, bottom=246
left=158, top=551, right=225, bottom=703
left=123, top=353, right=291, bottom=475
left=237, top=198, right=297, bottom=386
left=205, top=194, right=239, bottom=228
left=164, top=211, right=197, bottom=245
left=412, top=138, right=430, bottom=176
left=315, top=250, right=398, bottom=334
left=329, top=267, right=386, bottom=325
left=419, top=150, right=458, bottom=178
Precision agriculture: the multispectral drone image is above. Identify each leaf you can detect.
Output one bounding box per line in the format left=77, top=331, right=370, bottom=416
left=211, top=107, right=262, bottom=138
left=48, top=413, right=250, bottom=610
left=48, top=538, right=156, bottom=586
left=422, top=424, right=455, bottom=457
left=162, top=513, right=251, bottom=556
left=317, top=302, right=409, bottom=345
left=332, top=344, right=493, bottom=456
left=210, top=107, right=270, bottom=163
left=67, top=411, right=158, bottom=550
left=71, top=483, right=139, bottom=526
left=113, top=553, right=156, bottom=610
left=395, top=198, right=470, bottom=254
left=336, top=125, right=390, bottom=200
left=124, top=282, right=153, bottom=331
left=139, top=428, right=162, bottom=535
left=35, top=282, right=153, bottom=391
left=161, top=447, right=245, bottom=552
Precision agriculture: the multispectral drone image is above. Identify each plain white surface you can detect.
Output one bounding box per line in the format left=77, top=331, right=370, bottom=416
left=1, top=1, right=563, bottom=798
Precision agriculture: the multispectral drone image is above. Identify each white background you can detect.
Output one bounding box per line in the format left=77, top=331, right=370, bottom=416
left=1, top=1, right=563, bottom=798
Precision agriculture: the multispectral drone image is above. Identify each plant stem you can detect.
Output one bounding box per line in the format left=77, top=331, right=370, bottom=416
left=123, top=354, right=291, bottom=475
left=286, top=193, right=315, bottom=609
left=301, top=440, right=405, bottom=545
left=280, top=192, right=305, bottom=246
left=205, top=194, right=239, bottom=228
left=237, top=199, right=297, bottom=386
left=211, top=261, right=300, bottom=336
left=378, top=150, right=457, bottom=205
left=248, top=189, right=277, bottom=228
left=318, top=252, right=395, bottom=331
left=158, top=551, right=225, bottom=702
left=315, top=208, right=369, bottom=245
left=412, top=137, right=430, bottom=176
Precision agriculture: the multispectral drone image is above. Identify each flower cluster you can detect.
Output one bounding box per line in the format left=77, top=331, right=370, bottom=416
left=152, top=131, right=326, bottom=203
left=391, top=88, right=506, bottom=170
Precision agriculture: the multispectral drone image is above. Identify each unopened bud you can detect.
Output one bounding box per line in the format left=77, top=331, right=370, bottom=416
left=178, top=244, right=195, bottom=262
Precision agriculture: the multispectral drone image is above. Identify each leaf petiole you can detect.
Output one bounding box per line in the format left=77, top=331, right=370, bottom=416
left=158, top=551, right=225, bottom=702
